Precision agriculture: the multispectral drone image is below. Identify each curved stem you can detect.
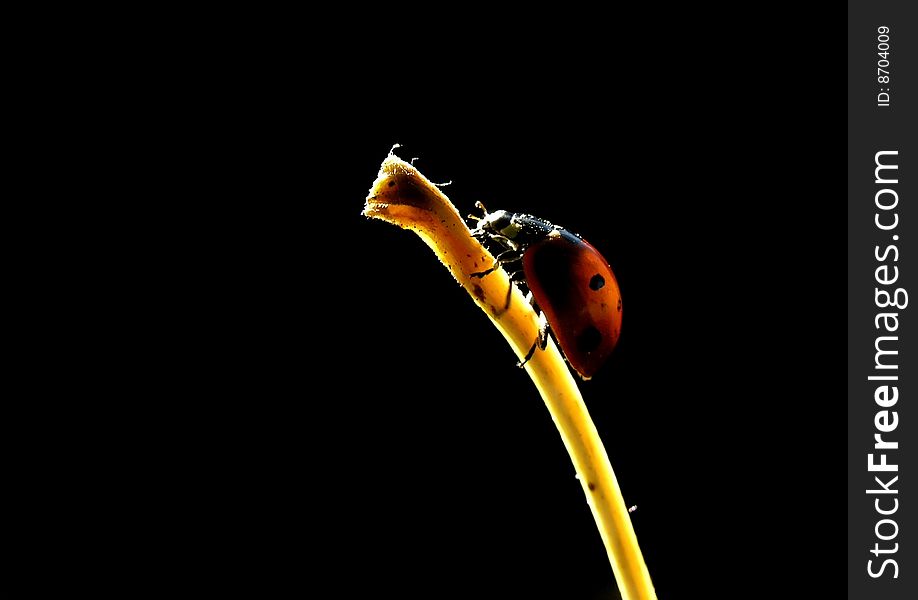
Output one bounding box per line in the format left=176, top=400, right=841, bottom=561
left=363, top=154, right=656, bottom=600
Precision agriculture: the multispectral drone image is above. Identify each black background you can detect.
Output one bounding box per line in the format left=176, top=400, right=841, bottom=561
left=133, top=9, right=844, bottom=599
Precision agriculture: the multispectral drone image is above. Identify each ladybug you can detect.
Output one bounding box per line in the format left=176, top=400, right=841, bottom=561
left=469, top=202, right=622, bottom=380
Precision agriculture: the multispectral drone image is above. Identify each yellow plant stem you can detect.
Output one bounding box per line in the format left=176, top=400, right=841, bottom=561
left=363, top=154, right=656, bottom=600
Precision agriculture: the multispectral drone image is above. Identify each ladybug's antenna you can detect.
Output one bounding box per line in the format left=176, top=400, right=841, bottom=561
left=468, top=200, right=490, bottom=222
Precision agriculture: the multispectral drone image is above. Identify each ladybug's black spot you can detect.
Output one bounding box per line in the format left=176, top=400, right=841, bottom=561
left=589, top=274, right=605, bottom=291
left=577, top=326, right=602, bottom=354
left=387, top=180, right=396, bottom=187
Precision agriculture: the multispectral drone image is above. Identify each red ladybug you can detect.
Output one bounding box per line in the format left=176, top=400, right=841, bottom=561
left=470, top=202, right=622, bottom=380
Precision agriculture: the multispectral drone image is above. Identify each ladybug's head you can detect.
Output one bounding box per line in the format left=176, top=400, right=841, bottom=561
left=470, top=204, right=521, bottom=240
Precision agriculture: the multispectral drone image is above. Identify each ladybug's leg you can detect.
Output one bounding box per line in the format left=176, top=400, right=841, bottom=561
left=471, top=230, right=518, bottom=251
left=502, top=269, right=527, bottom=310
left=471, top=249, right=522, bottom=279
left=516, top=311, right=549, bottom=368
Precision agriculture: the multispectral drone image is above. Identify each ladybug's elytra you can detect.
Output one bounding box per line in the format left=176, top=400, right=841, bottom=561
left=469, top=202, right=622, bottom=380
